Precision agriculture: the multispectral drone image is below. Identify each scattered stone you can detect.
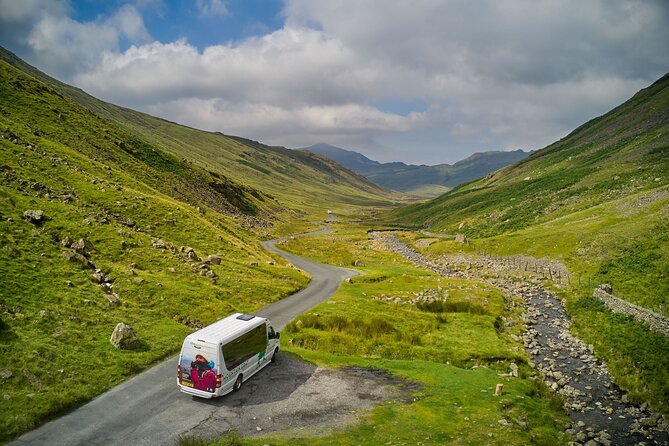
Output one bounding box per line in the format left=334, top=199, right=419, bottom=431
left=353, top=259, right=365, bottom=267
left=22, top=209, right=45, bottom=224
left=110, top=323, right=140, bottom=349
left=0, top=369, right=13, bottom=379
left=152, top=239, right=167, bottom=249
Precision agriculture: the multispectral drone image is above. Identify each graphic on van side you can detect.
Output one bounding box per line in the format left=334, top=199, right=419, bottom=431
left=179, top=354, right=217, bottom=393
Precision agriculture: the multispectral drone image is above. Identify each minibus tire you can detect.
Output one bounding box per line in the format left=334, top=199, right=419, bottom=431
left=271, top=348, right=279, bottom=363
left=233, top=374, right=243, bottom=392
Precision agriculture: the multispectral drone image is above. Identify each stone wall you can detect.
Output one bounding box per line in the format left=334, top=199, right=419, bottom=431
left=593, top=285, right=669, bottom=337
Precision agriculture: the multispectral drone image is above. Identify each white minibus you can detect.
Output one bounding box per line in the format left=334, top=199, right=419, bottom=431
left=177, top=313, right=280, bottom=398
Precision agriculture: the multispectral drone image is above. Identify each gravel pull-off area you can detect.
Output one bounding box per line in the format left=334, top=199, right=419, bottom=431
left=178, top=354, right=419, bottom=443
left=370, top=231, right=669, bottom=446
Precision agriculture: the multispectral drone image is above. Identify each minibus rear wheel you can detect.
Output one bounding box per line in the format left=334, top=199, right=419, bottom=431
left=271, top=348, right=279, bottom=363
left=233, top=374, right=243, bottom=392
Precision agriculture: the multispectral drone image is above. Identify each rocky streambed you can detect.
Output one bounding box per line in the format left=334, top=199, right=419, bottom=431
left=370, top=231, right=668, bottom=445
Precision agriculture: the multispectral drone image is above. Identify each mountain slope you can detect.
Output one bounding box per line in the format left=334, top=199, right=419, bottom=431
left=303, top=143, right=531, bottom=197
left=392, top=73, right=669, bottom=238
left=0, top=47, right=396, bottom=218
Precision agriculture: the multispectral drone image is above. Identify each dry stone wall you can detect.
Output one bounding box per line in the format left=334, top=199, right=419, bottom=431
left=593, top=285, right=669, bottom=337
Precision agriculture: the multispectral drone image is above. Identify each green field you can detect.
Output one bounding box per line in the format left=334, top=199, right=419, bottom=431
left=204, top=225, right=569, bottom=446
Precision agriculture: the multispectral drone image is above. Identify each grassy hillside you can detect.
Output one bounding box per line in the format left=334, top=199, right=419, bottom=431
left=0, top=49, right=396, bottom=442
left=391, top=73, right=669, bottom=308
left=0, top=47, right=397, bottom=218
left=387, top=73, right=669, bottom=414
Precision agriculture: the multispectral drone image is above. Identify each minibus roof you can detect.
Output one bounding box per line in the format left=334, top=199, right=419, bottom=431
left=185, top=313, right=266, bottom=345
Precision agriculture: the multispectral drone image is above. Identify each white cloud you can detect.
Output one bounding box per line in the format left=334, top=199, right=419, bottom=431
left=2, top=0, right=668, bottom=163
left=5, top=2, right=152, bottom=80
left=196, top=0, right=229, bottom=17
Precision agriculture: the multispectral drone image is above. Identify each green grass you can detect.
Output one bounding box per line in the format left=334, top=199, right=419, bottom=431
left=221, top=352, right=567, bottom=446
left=225, top=225, right=569, bottom=445
left=378, top=75, right=669, bottom=418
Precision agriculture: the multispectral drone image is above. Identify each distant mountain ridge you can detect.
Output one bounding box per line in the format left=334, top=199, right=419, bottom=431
left=302, top=143, right=531, bottom=197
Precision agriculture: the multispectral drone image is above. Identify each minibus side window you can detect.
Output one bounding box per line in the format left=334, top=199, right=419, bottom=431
left=221, top=325, right=268, bottom=370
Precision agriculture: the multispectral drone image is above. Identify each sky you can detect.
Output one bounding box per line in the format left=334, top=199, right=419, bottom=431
left=1, top=1, right=668, bottom=165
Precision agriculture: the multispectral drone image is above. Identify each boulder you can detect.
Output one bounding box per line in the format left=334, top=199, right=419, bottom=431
left=152, top=239, right=167, bottom=249
left=110, top=323, right=140, bottom=349
left=23, top=209, right=45, bottom=224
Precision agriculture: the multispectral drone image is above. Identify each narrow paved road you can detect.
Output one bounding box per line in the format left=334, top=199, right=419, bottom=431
left=12, top=225, right=356, bottom=446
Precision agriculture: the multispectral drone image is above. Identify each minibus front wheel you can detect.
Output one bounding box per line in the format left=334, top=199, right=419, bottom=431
left=233, top=374, right=243, bottom=392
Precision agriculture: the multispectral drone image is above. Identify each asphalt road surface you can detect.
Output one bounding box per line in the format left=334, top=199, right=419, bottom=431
left=11, top=225, right=357, bottom=446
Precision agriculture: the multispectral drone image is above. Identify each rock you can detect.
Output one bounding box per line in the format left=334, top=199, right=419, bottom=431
left=353, top=259, right=365, bottom=267
left=639, top=417, right=658, bottom=427
left=133, top=277, right=144, bottom=285
left=92, top=271, right=106, bottom=284
left=454, top=233, right=468, bottom=244
left=62, top=250, right=92, bottom=268
left=249, top=261, right=259, bottom=267
left=61, top=236, right=72, bottom=248
left=0, top=369, right=13, bottom=379
left=105, top=294, right=120, bottom=306
left=110, top=323, right=140, bottom=349
left=23, top=209, right=45, bottom=224
left=72, top=238, right=94, bottom=256
left=205, top=254, right=222, bottom=265
left=509, top=363, right=519, bottom=377
left=186, top=248, right=198, bottom=261
left=152, top=239, right=167, bottom=249
left=599, top=283, right=613, bottom=294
